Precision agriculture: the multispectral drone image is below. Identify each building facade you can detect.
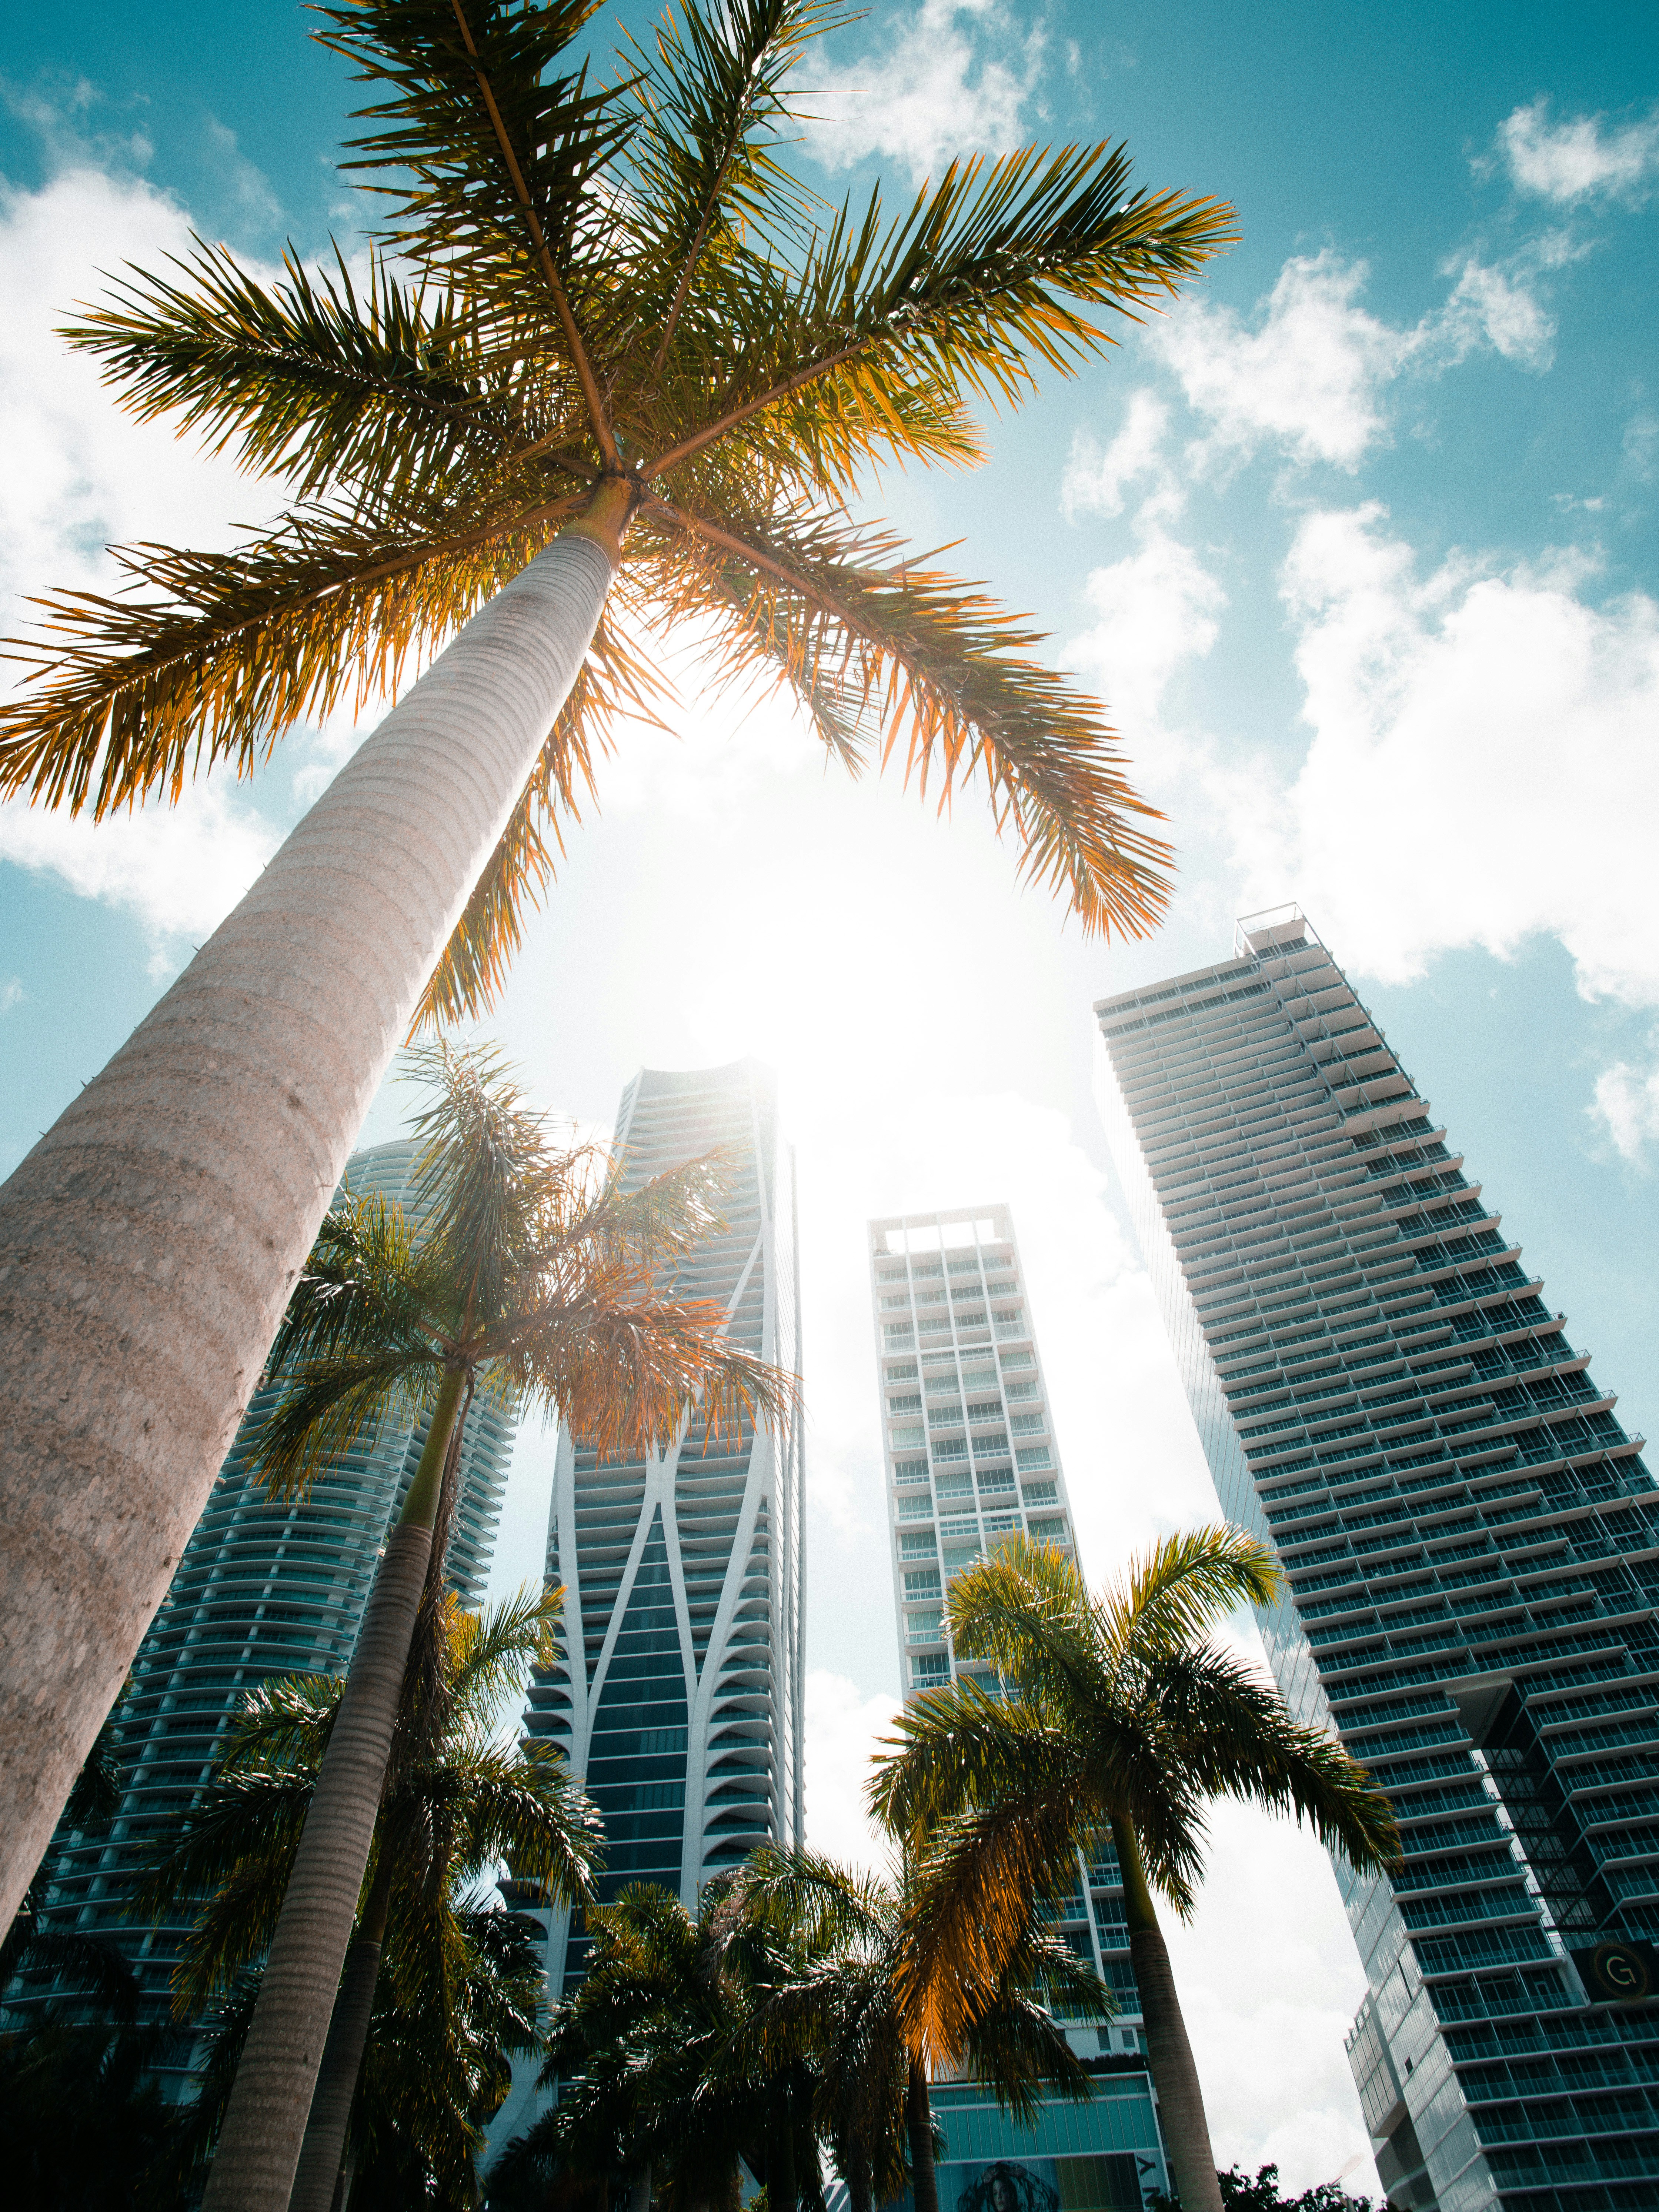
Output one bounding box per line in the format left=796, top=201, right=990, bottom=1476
left=867, top=1205, right=1168, bottom=2206
left=1094, top=906, right=1659, bottom=2212
left=517, top=1059, right=805, bottom=1995
left=10, top=1138, right=517, bottom=2096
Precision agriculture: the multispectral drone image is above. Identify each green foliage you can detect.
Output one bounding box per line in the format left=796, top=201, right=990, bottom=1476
left=867, top=1529, right=1398, bottom=2043
left=243, top=1037, right=795, bottom=1505
left=1147, top=2162, right=1393, bottom=2212
left=0, top=2016, right=182, bottom=2211
left=137, top=1586, right=597, bottom=2198
left=0, top=0, right=1238, bottom=1018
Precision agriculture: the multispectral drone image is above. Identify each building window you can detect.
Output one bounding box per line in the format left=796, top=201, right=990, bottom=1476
left=1015, top=1445, right=1052, bottom=1471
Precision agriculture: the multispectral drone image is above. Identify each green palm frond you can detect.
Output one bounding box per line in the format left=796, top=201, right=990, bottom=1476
left=1151, top=1644, right=1399, bottom=1868
left=1102, top=1523, right=1281, bottom=1664
left=644, top=141, right=1236, bottom=475
left=2, top=0, right=1238, bottom=1018
left=62, top=243, right=525, bottom=508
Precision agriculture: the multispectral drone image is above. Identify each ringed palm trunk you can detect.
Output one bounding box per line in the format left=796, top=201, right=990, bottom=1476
left=202, top=1366, right=468, bottom=2211
left=904, top=2059, right=940, bottom=2212
left=287, top=1845, right=399, bottom=2212
left=1110, top=1816, right=1223, bottom=2212
left=0, top=496, right=623, bottom=1934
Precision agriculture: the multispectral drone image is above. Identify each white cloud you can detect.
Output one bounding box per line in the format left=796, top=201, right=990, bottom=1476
left=1066, top=520, right=1225, bottom=738
left=1590, top=1051, right=1659, bottom=1165
left=1228, top=503, right=1659, bottom=1010
left=804, top=0, right=1045, bottom=181
left=1148, top=251, right=1406, bottom=472
left=1495, top=96, right=1659, bottom=206
left=1146, top=246, right=1560, bottom=478
left=0, top=160, right=267, bottom=621
left=0, top=976, right=23, bottom=1012
left=1061, top=390, right=1170, bottom=521
left=0, top=781, right=281, bottom=971
left=803, top=1669, right=904, bottom=1873
left=202, top=114, right=282, bottom=238
left=1437, top=252, right=1558, bottom=371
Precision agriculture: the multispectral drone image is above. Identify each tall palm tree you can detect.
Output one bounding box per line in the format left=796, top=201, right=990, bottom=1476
left=190, top=1038, right=791, bottom=2209
left=867, top=1532, right=1400, bottom=2212
left=732, top=1846, right=1109, bottom=2212
left=0, top=0, right=1233, bottom=1926
left=140, top=1587, right=597, bottom=2208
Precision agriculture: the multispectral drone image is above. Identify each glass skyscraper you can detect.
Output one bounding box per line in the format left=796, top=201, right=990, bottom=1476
left=9, top=1138, right=517, bottom=2097
left=868, top=1205, right=1169, bottom=2204
left=515, top=1059, right=805, bottom=1994
left=1094, top=906, right=1659, bottom=2212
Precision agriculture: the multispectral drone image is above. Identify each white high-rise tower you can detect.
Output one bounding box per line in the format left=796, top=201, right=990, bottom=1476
left=522, top=1060, right=805, bottom=1987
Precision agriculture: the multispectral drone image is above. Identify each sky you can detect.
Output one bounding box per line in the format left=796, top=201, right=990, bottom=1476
left=3, top=0, right=1659, bottom=2193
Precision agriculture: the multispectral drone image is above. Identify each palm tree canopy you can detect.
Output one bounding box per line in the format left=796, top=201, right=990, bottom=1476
left=244, top=1037, right=796, bottom=1500
left=867, top=1529, right=1399, bottom=2018
left=731, top=1844, right=1110, bottom=2101
left=0, top=0, right=1236, bottom=1018
left=135, top=1584, right=602, bottom=2007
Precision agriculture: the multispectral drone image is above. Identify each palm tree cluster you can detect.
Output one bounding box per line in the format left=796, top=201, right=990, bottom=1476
left=0, top=4, right=1401, bottom=2207
left=0, top=0, right=1236, bottom=1936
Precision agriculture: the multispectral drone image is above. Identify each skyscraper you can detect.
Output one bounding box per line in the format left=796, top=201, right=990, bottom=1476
left=518, top=1058, right=805, bottom=1985
left=10, top=1138, right=517, bottom=2096
left=868, top=1205, right=1169, bottom=2205
left=1094, top=905, right=1659, bottom=2212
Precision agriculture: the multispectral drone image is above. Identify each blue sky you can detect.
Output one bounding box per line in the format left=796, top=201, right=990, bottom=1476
left=3, top=0, right=1658, bottom=2187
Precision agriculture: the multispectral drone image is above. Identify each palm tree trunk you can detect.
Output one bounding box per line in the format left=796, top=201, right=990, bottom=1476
left=201, top=1366, right=469, bottom=2211
left=287, top=1845, right=398, bottom=2212
left=0, top=495, right=624, bottom=1935
left=905, top=2061, right=940, bottom=2212
left=629, top=2163, right=652, bottom=2212
left=1110, top=1817, right=1222, bottom=2212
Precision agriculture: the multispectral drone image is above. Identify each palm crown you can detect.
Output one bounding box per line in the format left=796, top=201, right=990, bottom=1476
left=0, top=0, right=1234, bottom=1020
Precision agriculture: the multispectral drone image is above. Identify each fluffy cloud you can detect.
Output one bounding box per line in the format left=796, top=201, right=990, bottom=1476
left=1144, top=247, right=1559, bottom=477
left=0, top=781, right=281, bottom=971
left=804, top=0, right=1045, bottom=181
left=1495, top=96, right=1659, bottom=206
left=1230, top=504, right=1659, bottom=1008
left=1061, top=390, right=1171, bottom=520
left=803, top=1670, right=904, bottom=1873
left=0, top=976, right=23, bottom=1012
left=1148, top=252, right=1408, bottom=471
left=1590, top=1053, right=1659, bottom=1166
left=0, top=161, right=263, bottom=618
left=1066, top=519, right=1225, bottom=737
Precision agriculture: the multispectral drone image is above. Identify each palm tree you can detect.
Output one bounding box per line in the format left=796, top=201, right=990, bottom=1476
left=186, top=1037, right=791, bottom=2209
left=501, top=1875, right=822, bottom=2212
left=141, top=1587, right=597, bottom=2208
left=867, top=1532, right=1399, bottom=2212
left=732, top=1846, right=1109, bottom=2212
left=0, top=0, right=1233, bottom=1927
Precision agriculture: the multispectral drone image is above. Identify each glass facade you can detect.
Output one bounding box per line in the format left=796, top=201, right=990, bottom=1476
left=518, top=1060, right=805, bottom=1978
left=867, top=1206, right=1164, bottom=2085
left=1094, top=906, right=1659, bottom=2212
left=6, top=1138, right=517, bottom=2098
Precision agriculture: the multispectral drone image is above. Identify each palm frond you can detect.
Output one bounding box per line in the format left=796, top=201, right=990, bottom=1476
left=646, top=142, right=1236, bottom=475
left=61, top=241, right=538, bottom=508
left=1153, top=1644, right=1399, bottom=1871
left=0, top=492, right=582, bottom=816
left=639, top=502, right=1172, bottom=935
left=1102, top=1523, right=1280, bottom=1665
